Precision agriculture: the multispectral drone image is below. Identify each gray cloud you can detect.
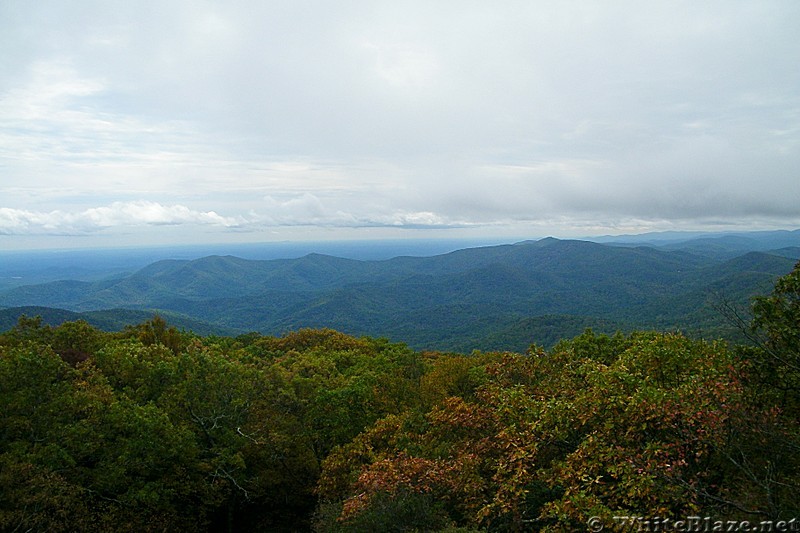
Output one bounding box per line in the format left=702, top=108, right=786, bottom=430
left=1, top=1, right=799, bottom=246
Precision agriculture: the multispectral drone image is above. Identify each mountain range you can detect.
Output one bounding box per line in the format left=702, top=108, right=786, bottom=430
left=1, top=231, right=798, bottom=352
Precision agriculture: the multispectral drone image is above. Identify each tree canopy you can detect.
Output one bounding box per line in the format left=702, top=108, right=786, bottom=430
left=1, top=262, right=798, bottom=531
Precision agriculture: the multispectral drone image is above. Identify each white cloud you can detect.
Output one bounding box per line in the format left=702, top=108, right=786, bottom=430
left=362, top=40, right=440, bottom=91
left=256, top=193, right=352, bottom=226
left=0, top=197, right=475, bottom=237
left=249, top=194, right=470, bottom=229
left=0, top=202, right=241, bottom=235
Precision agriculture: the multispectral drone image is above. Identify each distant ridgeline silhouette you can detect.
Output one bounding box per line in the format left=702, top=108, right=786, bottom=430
left=1, top=233, right=798, bottom=351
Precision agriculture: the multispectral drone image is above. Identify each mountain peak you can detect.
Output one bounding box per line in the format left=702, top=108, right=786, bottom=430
left=514, top=237, right=560, bottom=247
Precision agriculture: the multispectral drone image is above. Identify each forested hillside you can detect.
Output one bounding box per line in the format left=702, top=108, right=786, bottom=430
left=1, top=262, right=798, bottom=531
left=1, top=237, right=796, bottom=352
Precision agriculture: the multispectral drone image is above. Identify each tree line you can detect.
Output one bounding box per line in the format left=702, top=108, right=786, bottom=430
left=1, top=262, right=798, bottom=531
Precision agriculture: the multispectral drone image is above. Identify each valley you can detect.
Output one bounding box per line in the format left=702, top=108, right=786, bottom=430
left=2, top=231, right=798, bottom=351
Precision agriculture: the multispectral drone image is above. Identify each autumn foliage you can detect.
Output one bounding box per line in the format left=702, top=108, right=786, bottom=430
left=1, top=263, right=799, bottom=531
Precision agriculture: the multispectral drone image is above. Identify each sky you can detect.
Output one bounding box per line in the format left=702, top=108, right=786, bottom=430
left=1, top=1, right=799, bottom=250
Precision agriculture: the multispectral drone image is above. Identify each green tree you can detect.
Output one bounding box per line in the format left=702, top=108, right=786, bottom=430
left=51, top=320, right=105, bottom=366
left=319, top=333, right=746, bottom=531
left=750, top=261, right=800, bottom=401
left=718, top=261, right=800, bottom=519
left=0, top=314, right=52, bottom=347
left=122, top=314, right=186, bottom=355
left=0, top=336, right=219, bottom=531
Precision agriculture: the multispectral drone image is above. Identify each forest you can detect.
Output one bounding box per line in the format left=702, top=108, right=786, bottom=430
left=2, top=235, right=799, bottom=353
left=1, top=261, right=798, bottom=532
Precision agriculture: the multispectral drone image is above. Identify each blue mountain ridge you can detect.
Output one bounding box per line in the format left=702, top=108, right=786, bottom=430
left=1, top=235, right=797, bottom=351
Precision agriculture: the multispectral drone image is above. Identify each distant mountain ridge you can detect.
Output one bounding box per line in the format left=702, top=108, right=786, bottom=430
left=592, top=229, right=800, bottom=259
left=1, top=235, right=798, bottom=351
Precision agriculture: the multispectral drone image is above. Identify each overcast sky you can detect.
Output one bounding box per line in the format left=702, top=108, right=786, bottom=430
left=1, top=1, right=799, bottom=249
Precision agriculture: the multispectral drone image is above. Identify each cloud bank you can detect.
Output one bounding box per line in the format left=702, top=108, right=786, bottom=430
left=0, top=199, right=473, bottom=236
left=0, top=202, right=241, bottom=235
